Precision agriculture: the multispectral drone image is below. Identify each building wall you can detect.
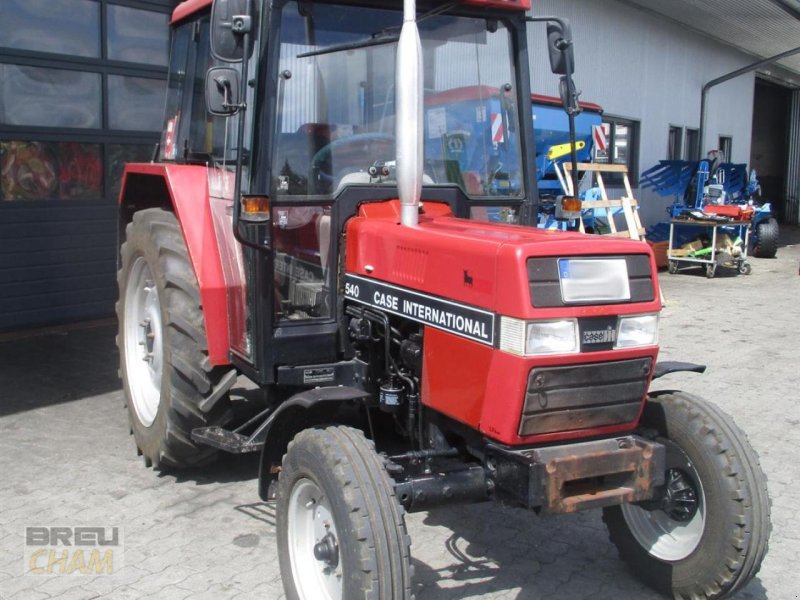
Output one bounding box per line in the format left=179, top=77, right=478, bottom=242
left=528, top=0, right=757, bottom=226
left=0, top=0, right=176, bottom=332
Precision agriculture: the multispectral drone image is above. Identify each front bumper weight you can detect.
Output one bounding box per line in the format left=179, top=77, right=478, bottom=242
left=487, top=435, right=665, bottom=515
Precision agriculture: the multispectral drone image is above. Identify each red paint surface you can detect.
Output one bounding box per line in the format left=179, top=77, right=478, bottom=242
left=121, top=163, right=231, bottom=366
left=347, top=201, right=659, bottom=319
left=349, top=199, right=662, bottom=445
left=423, top=330, right=658, bottom=445
left=477, top=346, right=658, bottom=445
left=172, top=0, right=212, bottom=24
left=461, top=0, right=531, bottom=11
left=171, top=0, right=529, bottom=25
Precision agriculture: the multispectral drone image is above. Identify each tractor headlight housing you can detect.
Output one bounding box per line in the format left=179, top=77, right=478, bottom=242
left=614, top=314, right=659, bottom=349
left=499, top=317, right=579, bottom=356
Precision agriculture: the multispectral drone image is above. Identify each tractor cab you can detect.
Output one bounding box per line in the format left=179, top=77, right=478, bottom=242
left=176, top=0, right=541, bottom=378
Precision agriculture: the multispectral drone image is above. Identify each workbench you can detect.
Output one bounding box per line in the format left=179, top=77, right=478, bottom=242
left=667, top=218, right=752, bottom=278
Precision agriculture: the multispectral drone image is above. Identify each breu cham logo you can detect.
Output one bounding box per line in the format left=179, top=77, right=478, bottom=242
left=24, top=526, right=123, bottom=576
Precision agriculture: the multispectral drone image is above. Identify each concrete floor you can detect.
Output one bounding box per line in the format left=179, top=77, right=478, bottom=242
left=1, top=227, right=798, bottom=599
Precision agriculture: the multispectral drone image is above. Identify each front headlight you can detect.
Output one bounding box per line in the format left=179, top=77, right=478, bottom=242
left=500, top=317, right=579, bottom=356
left=615, top=314, right=659, bottom=349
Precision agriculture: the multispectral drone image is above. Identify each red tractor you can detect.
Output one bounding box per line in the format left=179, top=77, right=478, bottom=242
left=117, top=0, right=770, bottom=598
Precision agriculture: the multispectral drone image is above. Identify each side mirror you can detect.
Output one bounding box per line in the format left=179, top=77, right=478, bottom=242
left=210, top=0, right=254, bottom=62
left=547, top=22, right=574, bottom=76
left=206, top=66, right=241, bottom=115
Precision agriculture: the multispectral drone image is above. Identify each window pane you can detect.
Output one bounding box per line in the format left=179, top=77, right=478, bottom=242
left=187, top=21, right=247, bottom=161
left=667, top=126, right=682, bottom=161
left=273, top=2, right=522, bottom=198
left=108, top=75, right=166, bottom=131
left=593, top=118, right=638, bottom=184
left=0, top=64, right=101, bottom=128
left=0, top=0, right=100, bottom=58
left=613, top=123, right=629, bottom=164
left=160, top=24, right=193, bottom=160
left=685, top=129, right=699, bottom=161
left=109, top=144, right=154, bottom=200
left=107, top=5, right=169, bottom=66
left=1, top=141, right=102, bottom=201
left=718, top=136, right=732, bottom=162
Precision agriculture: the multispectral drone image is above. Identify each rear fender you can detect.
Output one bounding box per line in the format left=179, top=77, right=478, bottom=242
left=119, top=163, right=231, bottom=365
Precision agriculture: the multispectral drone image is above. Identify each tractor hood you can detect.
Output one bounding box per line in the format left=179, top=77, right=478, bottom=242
left=344, top=200, right=661, bottom=321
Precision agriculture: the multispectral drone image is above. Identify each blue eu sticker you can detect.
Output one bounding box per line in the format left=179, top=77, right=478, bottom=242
left=559, top=259, right=571, bottom=279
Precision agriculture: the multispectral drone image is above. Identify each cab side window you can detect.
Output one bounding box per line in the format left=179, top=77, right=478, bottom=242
left=188, top=19, right=244, bottom=161
left=160, top=23, right=192, bottom=160
left=160, top=16, right=247, bottom=163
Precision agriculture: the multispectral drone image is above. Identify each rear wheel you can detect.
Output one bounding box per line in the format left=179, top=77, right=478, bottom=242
left=752, top=217, right=778, bottom=258
left=118, top=208, right=235, bottom=469
left=603, top=391, right=770, bottom=599
left=277, top=426, right=412, bottom=600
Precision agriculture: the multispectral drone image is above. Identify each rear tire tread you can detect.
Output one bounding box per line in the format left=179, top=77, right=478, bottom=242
left=118, top=208, right=235, bottom=470
left=752, top=217, right=778, bottom=258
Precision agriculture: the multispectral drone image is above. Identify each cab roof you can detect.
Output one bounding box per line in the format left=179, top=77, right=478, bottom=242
left=172, top=0, right=212, bottom=24
left=172, top=0, right=530, bottom=25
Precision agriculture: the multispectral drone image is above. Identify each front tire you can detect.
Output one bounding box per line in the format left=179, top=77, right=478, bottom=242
left=277, top=426, right=412, bottom=600
left=117, top=208, right=234, bottom=469
left=603, top=391, right=770, bottom=599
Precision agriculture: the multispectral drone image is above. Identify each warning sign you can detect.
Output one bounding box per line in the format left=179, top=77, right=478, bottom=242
left=491, top=113, right=504, bottom=144
left=592, top=124, right=608, bottom=152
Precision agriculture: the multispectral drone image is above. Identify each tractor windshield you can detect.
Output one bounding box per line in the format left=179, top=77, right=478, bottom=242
left=271, top=1, right=523, bottom=200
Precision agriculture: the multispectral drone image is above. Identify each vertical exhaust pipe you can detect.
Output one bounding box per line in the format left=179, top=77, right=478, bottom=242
left=396, top=0, right=423, bottom=227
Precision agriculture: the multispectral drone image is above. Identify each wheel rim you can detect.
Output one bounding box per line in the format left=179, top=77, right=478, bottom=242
left=621, top=441, right=706, bottom=561
left=123, top=256, right=164, bottom=427
left=287, top=478, right=343, bottom=600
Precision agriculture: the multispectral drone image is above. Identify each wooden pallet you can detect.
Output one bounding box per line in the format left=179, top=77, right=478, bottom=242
left=560, top=162, right=645, bottom=241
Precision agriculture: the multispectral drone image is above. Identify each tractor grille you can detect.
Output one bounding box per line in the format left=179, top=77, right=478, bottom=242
left=527, top=255, right=653, bottom=308
left=519, top=358, right=651, bottom=437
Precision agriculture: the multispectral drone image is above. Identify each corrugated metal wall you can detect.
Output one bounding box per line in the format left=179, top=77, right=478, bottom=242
left=528, top=0, right=757, bottom=226
left=786, top=90, right=800, bottom=225
left=0, top=202, right=117, bottom=330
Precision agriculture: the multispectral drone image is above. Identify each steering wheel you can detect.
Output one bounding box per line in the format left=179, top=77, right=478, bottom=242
left=310, top=132, right=395, bottom=192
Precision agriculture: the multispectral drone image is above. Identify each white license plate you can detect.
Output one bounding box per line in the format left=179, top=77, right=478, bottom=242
left=559, top=258, right=631, bottom=303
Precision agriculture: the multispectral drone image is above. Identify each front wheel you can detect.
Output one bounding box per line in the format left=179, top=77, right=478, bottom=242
left=276, top=426, right=412, bottom=600
left=603, top=391, right=770, bottom=599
